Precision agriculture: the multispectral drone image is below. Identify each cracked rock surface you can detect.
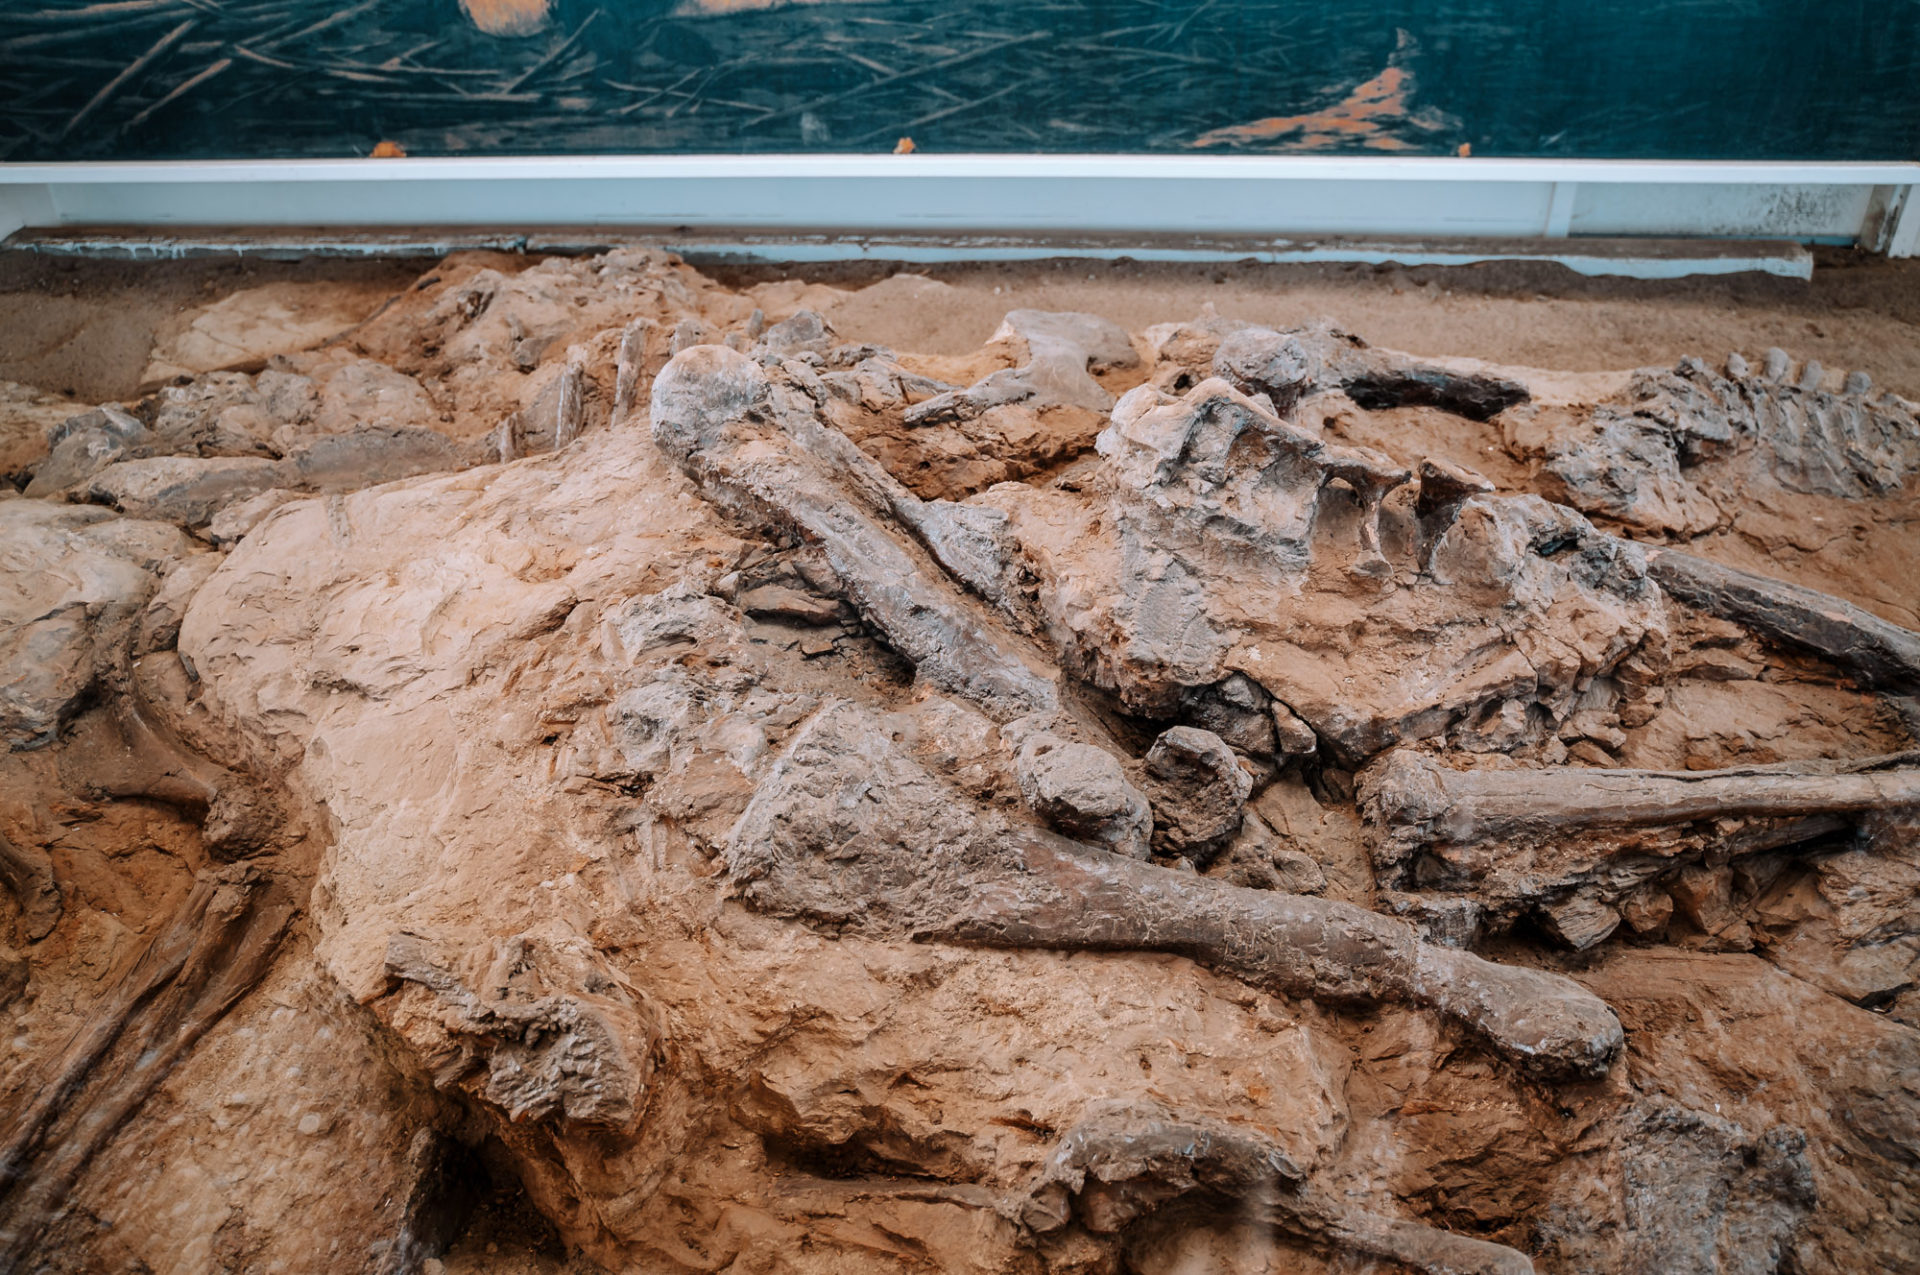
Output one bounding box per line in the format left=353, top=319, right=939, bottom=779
left=3, top=251, right=1919, bottom=1275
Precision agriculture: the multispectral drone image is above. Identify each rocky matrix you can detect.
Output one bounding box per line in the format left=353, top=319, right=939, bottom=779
left=2, top=250, right=1918, bottom=1275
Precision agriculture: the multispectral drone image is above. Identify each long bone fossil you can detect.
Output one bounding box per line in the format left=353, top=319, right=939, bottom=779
left=652, top=345, right=1623, bottom=1083
left=731, top=700, right=1623, bottom=1082
left=1362, top=750, right=1920, bottom=948
left=1645, top=547, right=1920, bottom=691
left=651, top=344, right=1057, bottom=722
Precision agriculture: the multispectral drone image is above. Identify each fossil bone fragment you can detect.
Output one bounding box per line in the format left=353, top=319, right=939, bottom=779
left=903, top=308, right=1135, bottom=427
left=0, top=866, right=294, bottom=1264
left=610, top=315, right=656, bottom=425
left=1361, top=750, right=1920, bottom=945
left=1533, top=355, right=1920, bottom=534
left=1646, top=547, right=1920, bottom=690
left=731, top=701, right=1624, bottom=1080
left=975, top=374, right=1664, bottom=759
left=1014, top=732, right=1153, bottom=859
left=1163, top=316, right=1531, bottom=421
left=651, top=344, right=1058, bottom=720
left=384, top=932, right=655, bottom=1130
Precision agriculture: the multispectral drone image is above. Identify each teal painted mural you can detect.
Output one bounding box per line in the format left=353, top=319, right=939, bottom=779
left=2, top=1, right=1914, bottom=161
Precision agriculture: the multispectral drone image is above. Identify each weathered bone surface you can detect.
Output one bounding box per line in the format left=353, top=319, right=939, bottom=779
left=5, top=253, right=1920, bottom=1275
left=730, top=700, right=1623, bottom=1080
left=1646, top=546, right=1920, bottom=690
left=1517, top=354, right=1920, bottom=536
left=974, top=373, right=1665, bottom=761
left=1362, top=749, right=1920, bottom=947
left=650, top=344, right=1058, bottom=720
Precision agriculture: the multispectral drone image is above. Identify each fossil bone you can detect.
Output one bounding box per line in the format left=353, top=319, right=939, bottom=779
left=1646, top=547, right=1920, bottom=691
left=651, top=343, right=1059, bottom=720
left=1361, top=750, right=1920, bottom=945
left=0, top=866, right=294, bottom=1264
left=730, top=701, right=1624, bottom=1080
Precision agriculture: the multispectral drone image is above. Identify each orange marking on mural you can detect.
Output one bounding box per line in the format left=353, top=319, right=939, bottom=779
left=1193, top=35, right=1452, bottom=152
left=460, top=0, right=550, bottom=37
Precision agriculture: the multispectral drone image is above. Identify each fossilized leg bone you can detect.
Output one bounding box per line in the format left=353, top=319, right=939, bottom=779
left=0, top=830, right=60, bottom=943
left=730, top=702, right=1623, bottom=1081
left=651, top=344, right=1058, bottom=720
left=1026, top=1104, right=1535, bottom=1275
left=0, top=866, right=294, bottom=1262
left=1646, top=548, right=1920, bottom=690
left=1362, top=750, right=1920, bottom=944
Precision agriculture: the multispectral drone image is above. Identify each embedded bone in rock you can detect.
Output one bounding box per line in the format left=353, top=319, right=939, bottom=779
left=1627, top=358, right=1920, bottom=499
left=0, top=500, right=193, bottom=747
left=1361, top=749, right=1920, bottom=944
left=651, top=343, right=1059, bottom=719
left=22, top=405, right=149, bottom=498
left=1142, top=725, right=1254, bottom=863
left=1183, top=318, right=1530, bottom=420
left=1543, top=406, right=1726, bottom=536
left=14, top=252, right=1920, bottom=1274
left=729, top=700, right=1624, bottom=1080
left=824, top=308, right=1139, bottom=501
left=0, top=865, right=295, bottom=1265
left=384, top=932, right=654, bottom=1129
left=1211, top=327, right=1319, bottom=415
left=611, top=315, right=657, bottom=424
left=1026, top=1103, right=1535, bottom=1275
left=1014, top=732, right=1153, bottom=859
left=976, top=375, right=1664, bottom=760
left=1414, top=457, right=1497, bottom=569
left=1749, top=810, right=1920, bottom=1011
left=1531, top=355, right=1920, bottom=535
left=1647, top=547, right=1920, bottom=690
left=905, top=308, right=1135, bottom=426
left=74, top=427, right=475, bottom=529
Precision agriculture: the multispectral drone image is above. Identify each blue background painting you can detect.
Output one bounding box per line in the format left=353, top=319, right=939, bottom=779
left=3, top=1, right=1915, bottom=162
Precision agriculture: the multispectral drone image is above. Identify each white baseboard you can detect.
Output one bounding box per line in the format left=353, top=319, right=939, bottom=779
left=4, top=156, right=1915, bottom=263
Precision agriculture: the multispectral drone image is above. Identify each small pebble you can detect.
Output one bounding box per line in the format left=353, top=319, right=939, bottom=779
left=1725, top=352, right=1750, bottom=378
left=297, top=1113, right=322, bottom=1135
left=1763, top=347, right=1791, bottom=381
left=1844, top=369, right=1872, bottom=395
left=1797, top=360, right=1825, bottom=391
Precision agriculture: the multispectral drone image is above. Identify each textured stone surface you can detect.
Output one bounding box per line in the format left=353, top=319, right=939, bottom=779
left=3, top=252, right=1918, bottom=1275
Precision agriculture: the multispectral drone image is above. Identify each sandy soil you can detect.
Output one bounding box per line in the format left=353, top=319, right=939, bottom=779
left=4, top=247, right=1919, bottom=404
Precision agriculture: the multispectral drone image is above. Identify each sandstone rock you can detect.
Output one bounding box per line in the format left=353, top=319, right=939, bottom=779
left=140, top=283, right=377, bottom=383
